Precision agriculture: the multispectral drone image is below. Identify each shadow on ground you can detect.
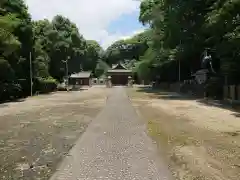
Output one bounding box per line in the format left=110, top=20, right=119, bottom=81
left=197, top=99, right=240, bottom=117
left=0, top=89, right=88, bottom=106
left=136, top=87, right=240, bottom=117
left=0, top=98, right=26, bottom=107
left=136, top=87, right=197, bottom=100
left=70, top=88, right=87, bottom=92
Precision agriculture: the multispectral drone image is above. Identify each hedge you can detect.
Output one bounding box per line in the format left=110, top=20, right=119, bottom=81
left=36, top=77, right=58, bottom=94
left=0, top=77, right=58, bottom=102
left=0, top=82, right=24, bottom=101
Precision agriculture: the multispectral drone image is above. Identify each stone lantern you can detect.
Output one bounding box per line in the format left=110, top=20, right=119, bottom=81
left=128, top=76, right=133, bottom=87
left=106, top=76, right=112, bottom=88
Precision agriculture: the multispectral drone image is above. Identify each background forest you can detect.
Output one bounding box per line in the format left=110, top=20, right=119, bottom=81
left=1, top=0, right=240, bottom=100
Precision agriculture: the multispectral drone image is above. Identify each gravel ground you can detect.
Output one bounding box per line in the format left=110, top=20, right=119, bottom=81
left=0, top=87, right=108, bottom=180
left=51, top=87, right=173, bottom=180
left=128, top=87, right=240, bottom=180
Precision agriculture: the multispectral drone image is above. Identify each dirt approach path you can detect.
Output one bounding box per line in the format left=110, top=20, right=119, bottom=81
left=0, top=87, right=108, bottom=180
left=128, top=88, right=240, bottom=180
left=51, top=87, right=172, bottom=180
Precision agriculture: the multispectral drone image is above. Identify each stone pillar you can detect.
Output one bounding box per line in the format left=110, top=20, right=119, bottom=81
left=237, top=85, right=240, bottom=101
left=128, top=76, right=133, bottom=87
left=106, top=76, right=112, bottom=88
left=224, top=85, right=228, bottom=99
left=230, top=85, right=236, bottom=100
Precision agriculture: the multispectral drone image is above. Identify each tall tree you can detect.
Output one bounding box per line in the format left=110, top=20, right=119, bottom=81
left=103, top=32, right=149, bottom=66
left=3, top=0, right=34, bottom=80
left=83, top=40, right=102, bottom=71
left=46, top=15, right=87, bottom=80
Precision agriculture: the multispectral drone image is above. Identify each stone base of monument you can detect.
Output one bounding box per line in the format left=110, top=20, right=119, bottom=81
left=192, top=69, right=209, bottom=85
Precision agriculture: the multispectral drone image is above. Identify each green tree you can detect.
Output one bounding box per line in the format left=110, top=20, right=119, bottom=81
left=0, top=0, right=105, bottom=100
left=103, top=31, right=149, bottom=66
left=83, top=40, right=102, bottom=71
left=0, top=14, right=20, bottom=57
left=32, top=20, right=52, bottom=78
left=42, top=15, right=87, bottom=80
left=94, top=60, right=110, bottom=78
left=3, top=0, right=34, bottom=80
left=0, top=58, right=14, bottom=81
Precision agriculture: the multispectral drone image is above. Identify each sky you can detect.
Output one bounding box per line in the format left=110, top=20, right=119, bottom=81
left=24, top=0, right=145, bottom=49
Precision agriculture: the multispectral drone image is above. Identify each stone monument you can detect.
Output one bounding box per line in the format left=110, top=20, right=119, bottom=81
left=193, top=49, right=215, bottom=85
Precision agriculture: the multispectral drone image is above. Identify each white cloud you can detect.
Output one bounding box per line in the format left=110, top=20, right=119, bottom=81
left=120, top=29, right=146, bottom=40
left=97, top=29, right=145, bottom=49
left=24, top=0, right=144, bottom=49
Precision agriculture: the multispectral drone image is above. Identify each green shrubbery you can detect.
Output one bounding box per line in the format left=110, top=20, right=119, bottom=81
left=35, top=77, right=58, bottom=94
left=0, top=77, right=58, bottom=102
left=0, top=83, right=23, bottom=101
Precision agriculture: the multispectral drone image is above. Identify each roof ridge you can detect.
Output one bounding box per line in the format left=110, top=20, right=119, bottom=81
left=70, top=71, right=91, bottom=78
left=111, top=62, right=128, bottom=70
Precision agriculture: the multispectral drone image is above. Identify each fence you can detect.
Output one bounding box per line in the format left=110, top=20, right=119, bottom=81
left=155, top=81, right=240, bottom=101
left=91, top=78, right=106, bottom=85
left=154, top=81, right=206, bottom=98
left=224, top=85, right=240, bottom=101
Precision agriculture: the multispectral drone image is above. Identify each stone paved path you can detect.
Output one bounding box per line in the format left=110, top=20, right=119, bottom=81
left=50, top=87, right=172, bottom=180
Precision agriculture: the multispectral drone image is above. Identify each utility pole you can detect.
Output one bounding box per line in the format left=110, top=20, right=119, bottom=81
left=29, top=52, right=33, bottom=96
left=178, top=59, right=181, bottom=82
left=63, top=56, right=70, bottom=91
left=179, top=40, right=181, bottom=83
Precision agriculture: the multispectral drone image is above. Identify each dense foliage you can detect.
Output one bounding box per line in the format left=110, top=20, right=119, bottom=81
left=103, top=31, right=150, bottom=66
left=101, top=30, right=152, bottom=82
left=2, top=0, right=239, bottom=100
left=138, top=0, right=240, bottom=83
left=106, top=0, right=240, bottom=85
left=0, top=0, right=102, bottom=101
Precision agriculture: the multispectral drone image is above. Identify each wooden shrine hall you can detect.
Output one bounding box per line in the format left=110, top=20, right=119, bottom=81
left=107, top=63, right=132, bottom=86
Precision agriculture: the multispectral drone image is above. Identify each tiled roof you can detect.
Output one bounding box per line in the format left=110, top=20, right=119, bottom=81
left=70, top=72, right=91, bottom=78
left=111, top=63, right=128, bottom=70
left=107, top=69, right=132, bottom=73
left=108, top=62, right=132, bottom=73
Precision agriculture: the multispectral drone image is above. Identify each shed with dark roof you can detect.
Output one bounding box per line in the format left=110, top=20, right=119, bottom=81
left=69, top=72, right=92, bottom=86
